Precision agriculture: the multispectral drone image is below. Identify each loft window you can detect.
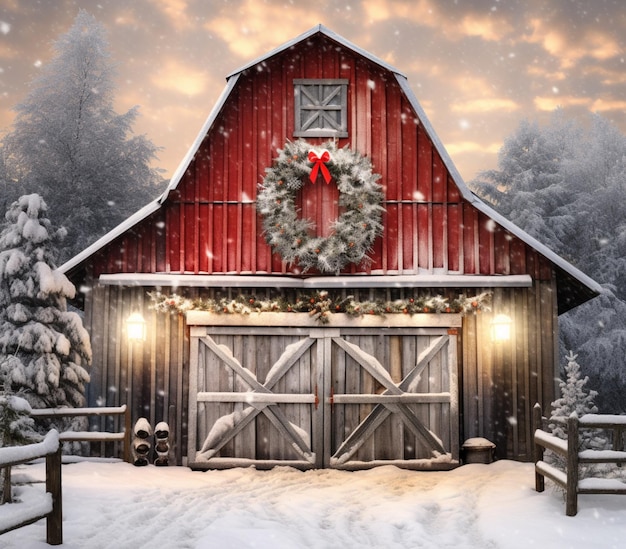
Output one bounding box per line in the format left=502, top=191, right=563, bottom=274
left=294, top=79, right=348, bottom=138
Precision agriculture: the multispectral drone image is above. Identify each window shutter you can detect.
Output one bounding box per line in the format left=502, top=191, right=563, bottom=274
left=294, top=79, right=348, bottom=138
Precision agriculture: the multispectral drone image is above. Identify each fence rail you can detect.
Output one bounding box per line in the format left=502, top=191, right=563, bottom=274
left=533, top=403, right=626, bottom=516
left=30, top=405, right=130, bottom=462
left=0, top=430, right=62, bottom=545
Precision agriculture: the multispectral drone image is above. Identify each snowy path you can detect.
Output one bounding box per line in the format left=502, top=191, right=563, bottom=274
left=2, top=460, right=625, bottom=548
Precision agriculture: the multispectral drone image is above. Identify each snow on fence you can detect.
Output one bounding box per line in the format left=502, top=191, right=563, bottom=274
left=533, top=403, right=626, bottom=516
left=30, top=405, right=131, bottom=462
left=0, top=430, right=62, bottom=545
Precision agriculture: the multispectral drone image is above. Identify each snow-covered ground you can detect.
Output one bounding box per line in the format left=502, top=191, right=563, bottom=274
left=1, top=459, right=625, bottom=548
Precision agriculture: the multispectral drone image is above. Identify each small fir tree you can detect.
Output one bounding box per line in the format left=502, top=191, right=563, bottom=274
left=0, top=194, right=91, bottom=410
left=550, top=350, right=598, bottom=432
left=548, top=351, right=606, bottom=475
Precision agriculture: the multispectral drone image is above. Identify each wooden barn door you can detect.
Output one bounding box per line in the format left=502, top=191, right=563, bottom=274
left=187, top=318, right=459, bottom=470
left=187, top=327, right=324, bottom=469
left=327, top=328, right=459, bottom=469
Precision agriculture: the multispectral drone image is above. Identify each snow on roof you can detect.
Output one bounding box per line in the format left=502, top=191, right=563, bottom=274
left=59, top=25, right=601, bottom=310
left=60, top=198, right=161, bottom=274
left=225, top=24, right=407, bottom=80
left=394, top=77, right=602, bottom=301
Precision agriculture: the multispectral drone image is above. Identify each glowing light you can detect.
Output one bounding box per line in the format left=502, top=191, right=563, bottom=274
left=127, top=312, right=146, bottom=341
left=491, top=314, right=512, bottom=342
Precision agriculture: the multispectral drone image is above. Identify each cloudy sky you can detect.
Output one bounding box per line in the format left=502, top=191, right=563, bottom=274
left=0, top=0, right=623, bottom=183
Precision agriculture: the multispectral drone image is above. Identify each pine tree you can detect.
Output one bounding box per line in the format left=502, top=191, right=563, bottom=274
left=550, top=350, right=598, bottom=435
left=0, top=391, right=39, bottom=504
left=470, top=111, right=626, bottom=414
left=1, top=10, right=164, bottom=262
left=0, top=392, right=38, bottom=447
left=0, top=194, right=91, bottom=410
left=547, top=351, right=606, bottom=476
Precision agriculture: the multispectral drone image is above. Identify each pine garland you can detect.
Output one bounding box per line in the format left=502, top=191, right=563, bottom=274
left=150, top=291, right=491, bottom=324
left=257, top=139, right=384, bottom=273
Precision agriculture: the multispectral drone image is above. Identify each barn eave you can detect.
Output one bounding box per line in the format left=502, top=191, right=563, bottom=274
left=97, top=273, right=533, bottom=289
left=59, top=198, right=161, bottom=276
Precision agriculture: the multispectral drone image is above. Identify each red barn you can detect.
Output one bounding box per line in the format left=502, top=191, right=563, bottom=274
left=62, top=26, right=599, bottom=469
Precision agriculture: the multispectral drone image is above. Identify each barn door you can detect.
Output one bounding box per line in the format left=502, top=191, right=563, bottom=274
left=188, top=321, right=459, bottom=470
left=326, top=328, right=459, bottom=470
left=187, top=327, right=324, bottom=469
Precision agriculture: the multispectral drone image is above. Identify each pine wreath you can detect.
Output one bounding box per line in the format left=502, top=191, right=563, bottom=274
left=257, top=139, right=384, bottom=273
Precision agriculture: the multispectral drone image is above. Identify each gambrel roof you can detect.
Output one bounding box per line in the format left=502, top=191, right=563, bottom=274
left=60, top=25, right=600, bottom=313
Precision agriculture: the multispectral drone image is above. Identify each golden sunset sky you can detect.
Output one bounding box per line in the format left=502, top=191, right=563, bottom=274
left=0, top=0, right=624, bottom=183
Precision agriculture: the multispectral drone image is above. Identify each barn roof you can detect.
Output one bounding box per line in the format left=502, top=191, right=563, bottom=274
left=60, top=25, right=600, bottom=313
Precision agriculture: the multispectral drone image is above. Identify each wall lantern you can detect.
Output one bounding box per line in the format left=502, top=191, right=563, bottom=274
left=127, top=312, right=146, bottom=342
left=491, top=314, right=512, bottom=343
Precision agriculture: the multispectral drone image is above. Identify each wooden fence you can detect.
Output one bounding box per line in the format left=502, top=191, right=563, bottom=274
left=0, top=430, right=62, bottom=545
left=30, top=405, right=130, bottom=462
left=533, top=403, right=626, bottom=516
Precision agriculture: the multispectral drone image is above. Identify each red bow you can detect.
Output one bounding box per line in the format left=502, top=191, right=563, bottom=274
left=308, top=150, right=332, bottom=184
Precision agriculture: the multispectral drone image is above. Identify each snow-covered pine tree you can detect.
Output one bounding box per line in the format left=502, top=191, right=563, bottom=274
left=0, top=391, right=39, bottom=504
left=0, top=194, right=91, bottom=411
left=470, top=112, right=626, bottom=414
left=550, top=351, right=598, bottom=434
left=547, top=351, right=606, bottom=475
left=0, top=392, right=38, bottom=447
left=1, top=10, right=164, bottom=262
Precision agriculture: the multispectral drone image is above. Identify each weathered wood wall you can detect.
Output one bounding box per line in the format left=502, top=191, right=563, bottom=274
left=461, top=282, right=558, bottom=461
left=85, top=283, right=189, bottom=465
left=83, top=281, right=557, bottom=465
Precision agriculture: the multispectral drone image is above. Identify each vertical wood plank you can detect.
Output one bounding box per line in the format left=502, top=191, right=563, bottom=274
left=417, top=203, right=430, bottom=271
left=385, top=204, right=399, bottom=271
left=463, top=203, right=477, bottom=274
left=176, top=311, right=186, bottom=464
left=448, top=332, right=460, bottom=461
left=494, top=228, right=511, bottom=274
left=447, top=203, right=461, bottom=273
left=399, top=203, right=413, bottom=272
left=187, top=330, right=200, bottom=463
left=389, top=335, right=404, bottom=458
left=432, top=204, right=446, bottom=270
left=478, top=212, right=494, bottom=275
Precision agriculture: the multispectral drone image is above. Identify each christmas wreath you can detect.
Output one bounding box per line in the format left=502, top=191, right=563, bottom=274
left=257, top=139, right=384, bottom=273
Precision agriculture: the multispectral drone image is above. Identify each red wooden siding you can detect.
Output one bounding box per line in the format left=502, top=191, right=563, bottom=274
left=90, top=34, right=553, bottom=282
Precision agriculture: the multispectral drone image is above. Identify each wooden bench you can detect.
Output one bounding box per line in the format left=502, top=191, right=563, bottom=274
left=0, top=430, right=62, bottom=545
left=533, top=403, right=626, bottom=516
left=30, top=405, right=131, bottom=462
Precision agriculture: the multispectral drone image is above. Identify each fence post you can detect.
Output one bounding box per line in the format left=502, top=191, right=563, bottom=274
left=123, top=404, right=131, bottom=463
left=46, top=445, right=63, bottom=545
left=566, top=413, right=579, bottom=516
left=533, top=403, right=545, bottom=492
left=615, top=427, right=624, bottom=452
